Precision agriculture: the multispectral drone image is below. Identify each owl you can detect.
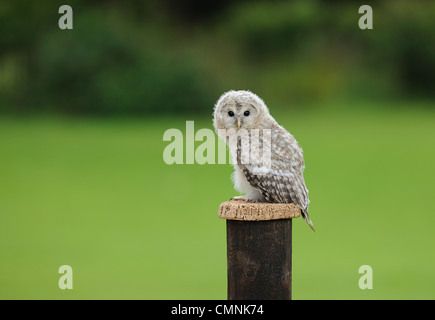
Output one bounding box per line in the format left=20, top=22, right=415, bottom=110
left=213, top=90, right=314, bottom=231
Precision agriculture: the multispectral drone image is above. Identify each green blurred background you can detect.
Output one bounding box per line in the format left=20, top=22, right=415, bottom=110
left=1, top=0, right=434, bottom=299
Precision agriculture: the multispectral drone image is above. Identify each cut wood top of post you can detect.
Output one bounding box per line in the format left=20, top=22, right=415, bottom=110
left=218, top=200, right=301, bottom=221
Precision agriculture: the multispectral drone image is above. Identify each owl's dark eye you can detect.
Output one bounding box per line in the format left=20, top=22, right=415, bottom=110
left=244, top=111, right=250, bottom=116
left=228, top=111, right=234, bottom=117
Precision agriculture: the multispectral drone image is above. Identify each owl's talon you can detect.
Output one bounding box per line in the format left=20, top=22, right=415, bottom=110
left=230, top=196, right=247, bottom=201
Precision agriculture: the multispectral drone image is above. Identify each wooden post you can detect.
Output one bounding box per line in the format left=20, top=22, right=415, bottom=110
left=219, top=200, right=301, bottom=300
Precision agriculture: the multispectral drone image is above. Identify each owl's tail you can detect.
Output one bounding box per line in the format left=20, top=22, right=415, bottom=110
left=301, top=210, right=315, bottom=232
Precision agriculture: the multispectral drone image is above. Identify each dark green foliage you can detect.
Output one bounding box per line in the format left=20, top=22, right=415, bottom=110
left=0, top=0, right=434, bottom=115
left=31, top=11, right=212, bottom=115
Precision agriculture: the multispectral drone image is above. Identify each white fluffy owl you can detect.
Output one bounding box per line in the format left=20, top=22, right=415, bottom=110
left=213, top=90, right=314, bottom=231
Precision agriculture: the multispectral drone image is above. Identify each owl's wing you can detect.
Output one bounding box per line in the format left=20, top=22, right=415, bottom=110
left=238, top=129, right=314, bottom=230
left=242, top=153, right=309, bottom=209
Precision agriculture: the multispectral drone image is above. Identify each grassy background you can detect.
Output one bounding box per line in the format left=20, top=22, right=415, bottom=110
left=1, top=0, right=434, bottom=300
left=1, top=103, right=434, bottom=299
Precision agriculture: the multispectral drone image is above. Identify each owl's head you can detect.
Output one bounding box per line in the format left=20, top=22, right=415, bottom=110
left=213, top=90, right=270, bottom=131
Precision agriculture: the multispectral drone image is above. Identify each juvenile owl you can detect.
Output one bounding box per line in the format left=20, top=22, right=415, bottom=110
left=213, top=90, right=314, bottom=231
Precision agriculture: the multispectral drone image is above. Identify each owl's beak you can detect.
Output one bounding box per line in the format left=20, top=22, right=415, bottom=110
left=237, top=117, right=241, bottom=129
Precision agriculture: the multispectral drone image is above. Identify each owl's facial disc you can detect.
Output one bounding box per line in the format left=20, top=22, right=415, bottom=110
left=217, top=99, right=260, bottom=131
